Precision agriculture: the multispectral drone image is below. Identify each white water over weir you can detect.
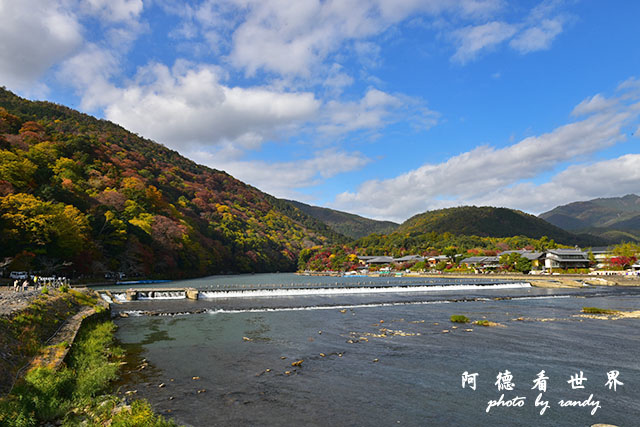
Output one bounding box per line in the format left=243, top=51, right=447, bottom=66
left=102, top=282, right=531, bottom=302
left=198, top=283, right=531, bottom=298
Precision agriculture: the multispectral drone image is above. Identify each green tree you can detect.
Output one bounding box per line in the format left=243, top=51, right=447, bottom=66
left=514, top=256, right=532, bottom=273
left=435, top=260, right=448, bottom=271
left=0, top=106, right=22, bottom=133
left=612, top=242, right=640, bottom=258
left=442, top=246, right=457, bottom=258
left=0, top=150, right=37, bottom=190
left=96, top=210, right=127, bottom=250
left=499, top=252, right=531, bottom=273
left=0, top=193, right=90, bottom=258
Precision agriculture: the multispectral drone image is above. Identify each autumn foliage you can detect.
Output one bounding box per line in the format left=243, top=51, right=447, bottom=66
left=0, top=88, right=341, bottom=278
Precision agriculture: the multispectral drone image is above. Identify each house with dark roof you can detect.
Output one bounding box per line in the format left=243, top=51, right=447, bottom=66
left=498, top=250, right=545, bottom=270
left=544, top=249, right=590, bottom=270
left=366, top=256, right=395, bottom=265
left=393, top=255, right=424, bottom=263
left=358, top=254, right=427, bottom=267
left=459, top=256, right=499, bottom=270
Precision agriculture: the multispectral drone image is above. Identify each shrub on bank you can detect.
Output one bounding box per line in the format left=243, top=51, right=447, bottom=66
left=0, top=317, right=176, bottom=426
left=10, top=367, right=75, bottom=421
left=111, top=400, right=177, bottom=427
left=67, top=321, right=123, bottom=399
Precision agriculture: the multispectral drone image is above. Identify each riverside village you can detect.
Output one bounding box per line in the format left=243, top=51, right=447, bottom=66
left=303, top=246, right=640, bottom=277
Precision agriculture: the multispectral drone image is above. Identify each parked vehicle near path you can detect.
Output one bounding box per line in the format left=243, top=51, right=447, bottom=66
left=9, top=271, right=28, bottom=280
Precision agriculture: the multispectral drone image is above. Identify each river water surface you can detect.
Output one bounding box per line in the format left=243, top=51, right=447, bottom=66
left=107, top=274, right=640, bottom=426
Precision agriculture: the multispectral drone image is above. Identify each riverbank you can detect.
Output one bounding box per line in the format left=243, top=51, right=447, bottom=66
left=0, top=288, right=178, bottom=426
left=0, top=288, right=100, bottom=394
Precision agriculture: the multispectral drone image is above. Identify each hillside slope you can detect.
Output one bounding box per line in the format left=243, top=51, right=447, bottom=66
left=286, top=200, right=398, bottom=239
left=540, top=194, right=640, bottom=242
left=0, top=88, right=344, bottom=278
left=396, top=206, right=606, bottom=246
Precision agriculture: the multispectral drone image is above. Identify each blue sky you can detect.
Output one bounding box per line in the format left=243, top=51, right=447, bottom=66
left=1, top=0, right=639, bottom=222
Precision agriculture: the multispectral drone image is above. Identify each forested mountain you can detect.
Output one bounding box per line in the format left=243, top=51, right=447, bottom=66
left=539, top=194, right=640, bottom=242
left=0, top=88, right=344, bottom=278
left=285, top=200, right=398, bottom=239
left=396, top=206, right=606, bottom=246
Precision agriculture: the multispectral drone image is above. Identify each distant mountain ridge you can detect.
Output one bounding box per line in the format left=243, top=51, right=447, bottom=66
left=540, top=194, right=640, bottom=242
left=299, top=205, right=611, bottom=271
left=396, top=206, right=606, bottom=246
left=286, top=200, right=398, bottom=239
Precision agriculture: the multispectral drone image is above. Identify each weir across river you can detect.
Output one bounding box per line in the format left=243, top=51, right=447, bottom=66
left=97, top=279, right=532, bottom=303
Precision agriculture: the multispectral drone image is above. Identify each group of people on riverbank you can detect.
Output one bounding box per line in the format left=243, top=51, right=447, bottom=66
left=11, top=276, right=69, bottom=292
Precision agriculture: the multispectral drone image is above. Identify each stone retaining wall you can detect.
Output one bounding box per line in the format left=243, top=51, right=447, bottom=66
left=6, top=296, right=111, bottom=395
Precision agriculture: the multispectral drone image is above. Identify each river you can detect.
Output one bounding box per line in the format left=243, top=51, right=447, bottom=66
left=105, top=273, right=640, bottom=426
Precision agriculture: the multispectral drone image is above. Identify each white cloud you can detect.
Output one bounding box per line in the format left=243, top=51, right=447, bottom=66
left=0, top=0, right=148, bottom=93
left=60, top=48, right=430, bottom=153
left=0, top=0, right=83, bottom=92
left=617, top=77, right=640, bottom=100
left=82, top=0, right=143, bottom=23
left=57, top=44, right=121, bottom=109
left=447, top=2, right=567, bottom=63
left=471, top=154, right=640, bottom=214
left=319, top=88, right=439, bottom=136
left=571, top=94, right=618, bottom=117
left=99, top=61, right=320, bottom=150
left=83, top=0, right=148, bottom=50
left=451, top=21, right=517, bottom=64
left=323, top=64, right=354, bottom=94
left=180, top=0, right=507, bottom=78
left=353, top=41, right=382, bottom=68
left=375, top=0, right=503, bottom=22
left=227, top=0, right=374, bottom=77
left=0, top=0, right=569, bottom=99
left=191, top=148, right=371, bottom=200
left=333, top=88, right=640, bottom=222
left=510, top=18, right=563, bottom=53
left=320, top=89, right=402, bottom=135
